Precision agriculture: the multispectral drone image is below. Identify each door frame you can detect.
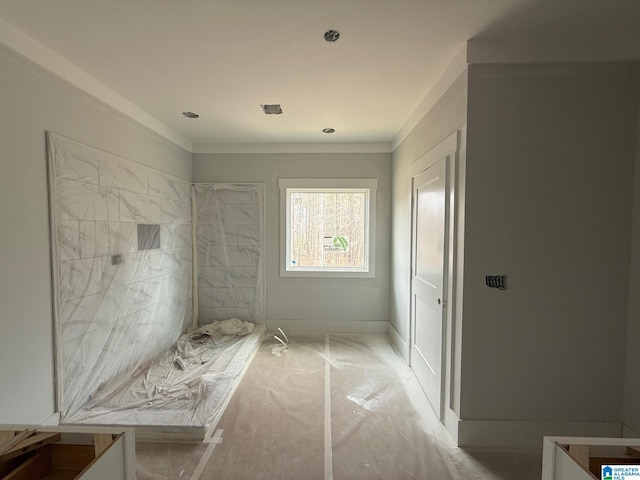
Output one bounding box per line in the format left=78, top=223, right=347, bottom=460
left=408, top=130, right=460, bottom=422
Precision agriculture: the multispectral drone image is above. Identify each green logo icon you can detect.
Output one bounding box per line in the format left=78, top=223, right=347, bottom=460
left=332, top=236, right=348, bottom=251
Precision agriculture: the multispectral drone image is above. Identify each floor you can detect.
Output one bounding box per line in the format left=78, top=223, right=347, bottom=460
left=136, top=334, right=542, bottom=479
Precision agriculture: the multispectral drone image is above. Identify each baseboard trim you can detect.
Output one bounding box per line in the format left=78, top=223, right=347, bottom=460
left=388, top=323, right=409, bottom=362
left=457, top=419, right=622, bottom=449
left=266, top=319, right=390, bottom=335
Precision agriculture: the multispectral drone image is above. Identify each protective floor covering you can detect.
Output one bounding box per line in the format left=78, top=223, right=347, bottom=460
left=136, top=334, right=542, bottom=479
left=65, top=323, right=264, bottom=440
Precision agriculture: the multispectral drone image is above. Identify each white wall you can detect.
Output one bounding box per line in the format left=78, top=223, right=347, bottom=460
left=0, top=43, right=191, bottom=424
left=390, top=71, right=468, bottom=351
left=623, top=87, right=640, bottom=436
left=460, top=63, right=639, bottom=443
left=192, top=152, right=391, bottom=332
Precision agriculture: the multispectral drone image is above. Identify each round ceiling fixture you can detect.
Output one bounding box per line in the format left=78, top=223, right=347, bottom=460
left=322, top=128, right=336, bottom=134
left=324, top=30, right=340, bottom=42
left=182, top=111, right=200, bottom=119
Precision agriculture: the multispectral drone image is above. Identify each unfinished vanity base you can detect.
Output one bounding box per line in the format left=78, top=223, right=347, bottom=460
left=543, top=436, right=640, bottom=480
left=0, top=425, right=135, bottom=480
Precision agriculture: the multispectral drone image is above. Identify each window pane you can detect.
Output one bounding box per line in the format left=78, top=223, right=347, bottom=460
left=289, top=190, right=367, bottom=270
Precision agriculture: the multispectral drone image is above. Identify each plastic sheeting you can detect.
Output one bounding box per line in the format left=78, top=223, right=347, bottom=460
left=48, top=134, right=266, bottom=434
left=194, top=184, right=265, bottom=325
left=64, top=319, right=264, bottom=436
left=137, top=335, right=544, bottom=480
left=48, top=133, right=193, bottom=421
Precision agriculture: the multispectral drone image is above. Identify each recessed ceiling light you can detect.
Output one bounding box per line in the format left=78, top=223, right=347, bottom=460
left=182, top=111, right=199, bottom=119
left=324, top=30, right=340, bottom=42
left=261, top=104, right=283, bottom=115
left=322, top=128, right=336, bottom=134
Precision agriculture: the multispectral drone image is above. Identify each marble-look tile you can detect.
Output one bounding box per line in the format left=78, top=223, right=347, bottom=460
left=94, top=222, right=110, bottom=257
left=237, top=224, right=262, bottom=246
left=162, top=198, right=191, bottom=225
left=89, top=286, right=123, bottom=324
left=210, top=307, right=250, bottom=322
left=197, top=245, right=260, bottom=268
left=198, top=286, right=256, bottom=309
left=210, top=187, right=258, bottom=206
left=99, top=156, right=148, bottom=195
left=149, top=249, right=181, bottom=277
left=119, top=191, right=162, bottom=224
left=57, top=220, right=82, bottom=261
left=108, top=222, right=137, bottom=255
left=197, top=267, right=225, bottom=288
left=126, top=251, right=151, bottom=284
left=59, top=257, right=105, bottom=301
left=50, top=134, right=100, bottom=185
left=106, top=188, right=120, bottom=222
left=56, top=178, right=95, bottom=221
left=219, top=204, right=260, bottom=226
left=58, top=293, right=102, bottom=330
left=196, top=224, right=235, bottom=246
left=92, top=184, right=109, bottom=222
left=226, top=267, right=260, bottom=288
left=149, top=172, right=190, bottom=203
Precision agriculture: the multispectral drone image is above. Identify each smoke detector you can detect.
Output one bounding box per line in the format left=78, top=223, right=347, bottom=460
left=261, top=104, right=283, bottom=115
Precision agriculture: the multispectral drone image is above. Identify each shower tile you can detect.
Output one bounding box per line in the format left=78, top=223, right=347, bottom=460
left=56, top=178, right=95, bottom=221
left=106, top=188, right=120, bottom=222
left=198, top=267, right=225, bottom=287
left=119, top=191, right=162, bottom=224
left=51, top=135, right=100, bottom=185
left=237, top=224, right=261, bottom=246
left=58, top=293, right=101, bottom=330
left=92, top=184, right=109, bottom=222
left=162, top=198, right=190, bottom=225
left=59, top=257, right=105, bottom=301
left=57, top=220, right=81, bottom=261
left=78, top=221, right=96, bottom=258
left=150, top=173, right=191, bottom=204
left=94, top=222, right=110, bottom=257
left=196, top=224, right=235, bottom=246
left=226, top=267, right=260, bottom=288
left=99, top=157, right=148, bottom=195
left=220, top=204, right=260, bottom=226
left=126, top=251, right=151, bottom=284
left=108, top=222, right=137, bottom=255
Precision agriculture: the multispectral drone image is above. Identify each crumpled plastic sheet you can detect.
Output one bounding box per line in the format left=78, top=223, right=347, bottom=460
left=65, top=319, right=264, bottom=429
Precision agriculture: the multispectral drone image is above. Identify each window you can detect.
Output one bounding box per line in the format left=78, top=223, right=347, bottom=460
left=279, top=178, right=377, bottom=278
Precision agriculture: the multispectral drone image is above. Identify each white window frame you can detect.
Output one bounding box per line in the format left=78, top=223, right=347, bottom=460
left=279, top=178, right=377, bottom=278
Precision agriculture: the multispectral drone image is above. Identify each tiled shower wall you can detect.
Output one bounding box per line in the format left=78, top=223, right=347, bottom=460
left=195, top=184, right=265, bottom=325
left=48, top=133, right=193, bottom=419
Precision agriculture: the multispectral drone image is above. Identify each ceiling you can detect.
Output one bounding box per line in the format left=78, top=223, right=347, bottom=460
left=1, top=0, right=639, bottom=150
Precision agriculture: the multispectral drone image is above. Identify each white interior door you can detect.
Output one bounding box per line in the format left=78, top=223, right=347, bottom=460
left=410, top=156, right=448, bottom=419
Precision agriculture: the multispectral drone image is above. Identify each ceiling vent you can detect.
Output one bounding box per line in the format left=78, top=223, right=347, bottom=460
left=261, top=104, right=283, bottom=115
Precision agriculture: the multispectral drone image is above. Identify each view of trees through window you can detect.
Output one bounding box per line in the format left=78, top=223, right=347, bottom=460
left=289, top=190, right=367, bottom=270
